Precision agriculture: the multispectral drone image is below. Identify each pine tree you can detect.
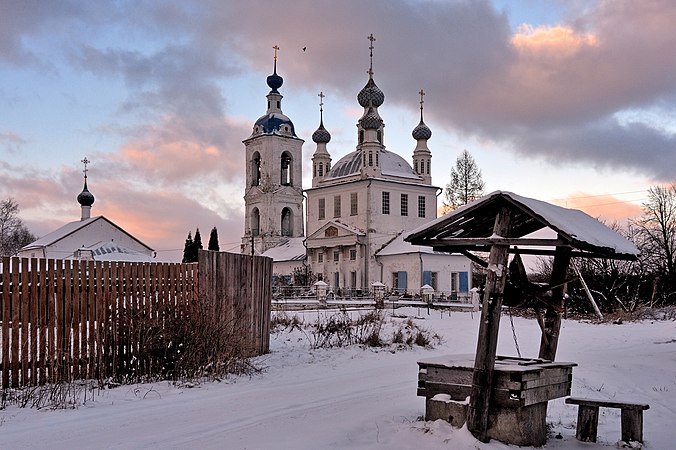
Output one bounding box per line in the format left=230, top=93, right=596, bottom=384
left=208, top=227, right=220, bottom=251
left=442, top=149, right=485, bottom=213
left=190, top=228, right=203, bottom=262
left=182, top=232, right=193, bottom=263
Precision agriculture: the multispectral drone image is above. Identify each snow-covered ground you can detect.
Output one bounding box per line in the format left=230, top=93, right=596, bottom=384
left=1, top=308, right=674, bottom=449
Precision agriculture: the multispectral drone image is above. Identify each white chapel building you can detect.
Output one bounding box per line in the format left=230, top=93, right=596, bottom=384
left=18, top=162, right=155, bottom=262
left=241, top=40, right=471, bottom=298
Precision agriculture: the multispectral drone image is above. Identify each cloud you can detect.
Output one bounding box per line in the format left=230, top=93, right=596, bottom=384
left=185, top=0, right=676, bottom=182
left=0, top=131, right=27, bottom=153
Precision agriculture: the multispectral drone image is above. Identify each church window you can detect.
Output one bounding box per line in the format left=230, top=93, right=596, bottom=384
left=401, top=194, right=408, bottom=216
left=281, top=152, right=292, bottom=186
left=252, top=152, right=261, bottom=186
left=375, top=151, right=379, bottom=166
left=325, top=226, right=338, bottom=237
left=281, top=208, right=293, bottom=236
left=251, top=208, right=260, bottom=236
left=334, top=195, right=341, bottom=218
left=423, top=271, right=438, bottom=290
left=359, top=130, right=364, bottom=143
left=350, top=193, right=358, bottom=215
left=382, top=191, right=390, bottom=215
left=349, top=249, right=357, bottom=261
left=418, top=195, right=426, bottom=218
left=277, top=100, right=280, bottom=108
left=392, top=271, right=408, bottom=291
left=363, top=152, right=367, bottom=166
left=350, top=271, right=357, bottom=289
left=326, top=162, right=330, bottom=172
left=427, top=159, right=431, bottom=175
left=318, top=198, right=325, bottom=220
left=318, top=252, right=324, bottom=263
left=414, top=160, right=418, bottom=174
left=318, top=162, right=324, bottom=177
left=368, top=151, right=373, bottom=167
left=333, top=251, right=340, bottom=262
left=377, top=130, right=382, bottom=144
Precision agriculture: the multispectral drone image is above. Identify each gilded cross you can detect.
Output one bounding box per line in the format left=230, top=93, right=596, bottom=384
left=367, top=33, right=376, bottom=77
left=318, top=91, right=325, bottom=111
left=273, top=45, right=279, bottom=62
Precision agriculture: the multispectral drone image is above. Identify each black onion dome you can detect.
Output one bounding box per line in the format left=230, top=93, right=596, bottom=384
left=266, top=71, right=283, bottom=92
left=412, top=120, right=432, bottom=140
left=357, top=78, right=384, bottom=108
left=77, top=182, right=95, bottom=207
left=359, top=107, right=382, bottom=130
left=312, top=122, right=331, bottom=143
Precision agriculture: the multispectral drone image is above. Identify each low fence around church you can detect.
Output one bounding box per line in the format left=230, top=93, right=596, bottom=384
left=0, top=251, right=272, bottom=388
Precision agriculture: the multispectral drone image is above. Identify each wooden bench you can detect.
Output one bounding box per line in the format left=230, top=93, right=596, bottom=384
left=566, top=397, right=650, bottom=443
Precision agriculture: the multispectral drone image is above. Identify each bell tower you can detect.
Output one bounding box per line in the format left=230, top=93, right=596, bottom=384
left=242, top=46, right=304, bottom=255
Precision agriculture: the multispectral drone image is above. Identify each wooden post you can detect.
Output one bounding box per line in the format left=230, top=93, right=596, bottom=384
left=538, top=243, right=572, bottom=361
left=467, top=207, right=512, bottom=442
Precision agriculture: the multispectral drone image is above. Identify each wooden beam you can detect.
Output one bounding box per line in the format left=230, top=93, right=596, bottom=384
left=417, top=237, right=568, bottom=248
left=467, top=207, right=512, bottom=443
left=538, top=244, right=572, bottom=361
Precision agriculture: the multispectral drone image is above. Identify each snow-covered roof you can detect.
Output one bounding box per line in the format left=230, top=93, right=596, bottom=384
left=406, top=190, right=639, bottom=259
left=85, top=241, right=155, bottom=262
left=261, top=237, right=307, bottom=262
left=22, top=216, right=154, bottom=252
left=376, top=233, right=446, bottom=257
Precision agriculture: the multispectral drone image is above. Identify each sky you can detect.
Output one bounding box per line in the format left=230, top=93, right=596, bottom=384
left=2, top=0, right=675, bottom=261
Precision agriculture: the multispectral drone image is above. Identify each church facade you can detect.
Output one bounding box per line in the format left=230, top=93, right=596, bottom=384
left=242, top=40, right=471, bottom=298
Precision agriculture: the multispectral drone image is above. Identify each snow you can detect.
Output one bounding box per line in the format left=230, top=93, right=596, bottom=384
left=1, top=308, right=674, bottom=449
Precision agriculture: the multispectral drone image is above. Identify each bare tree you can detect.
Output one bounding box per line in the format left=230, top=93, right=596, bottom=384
left=632, top=184, right=676, bottom=302
left=442, top=149, right=485, bottom=213
left=0, top=198, right=36, bottom=256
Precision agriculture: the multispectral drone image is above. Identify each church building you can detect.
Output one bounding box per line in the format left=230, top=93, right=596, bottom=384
left=242, top=38, right=472, bottom=298
left=19, top=159, right=156, bottom=262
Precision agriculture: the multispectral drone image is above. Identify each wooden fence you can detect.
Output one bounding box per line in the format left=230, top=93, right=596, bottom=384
left=0, top=251, right=272, bottom=388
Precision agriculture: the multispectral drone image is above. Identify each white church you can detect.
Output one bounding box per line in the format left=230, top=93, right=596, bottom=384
left=241, top=38, right=472, bottom=298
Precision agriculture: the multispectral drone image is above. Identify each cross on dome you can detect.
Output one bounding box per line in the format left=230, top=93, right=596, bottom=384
left=81, top=157, right=90, bottom=179
left=367, top=33, right=376, bottom=78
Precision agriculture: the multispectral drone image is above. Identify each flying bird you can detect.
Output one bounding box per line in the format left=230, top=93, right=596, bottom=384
left=302, top=46, right=307, bottom=52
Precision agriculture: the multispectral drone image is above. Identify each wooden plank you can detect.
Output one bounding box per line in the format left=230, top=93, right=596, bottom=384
left=467, top=207, right=512, bottom=442
left=63, top=260, right=73, bottom=381
left=87, top=260, right=96, bottom=380
left=29, top=258, right=38, bottom=385
left=20, top=258, right=29, bottom=385
left=621, top=408, right=645, bottom=443
left=11, top=258, right=20, bottom=387
left=565, top=397, right=649, bottom=410
left=538, top=244, right=572, bottom=360
left=1, top=257, right=11, bottom=388
left=37, top=259, right=47, bottom=384
left=575, top=404, right=599, bottom=442
left=49, top=259, right=58, bottom=382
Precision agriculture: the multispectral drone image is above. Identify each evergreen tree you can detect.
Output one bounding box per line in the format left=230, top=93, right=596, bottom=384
left=192, top=228, right=203, bottom=262
left=442, top=149, right=485, bottom=213
left=182, top=232, right=193, bottom=263
left=208, top=227, right=220, bottom=251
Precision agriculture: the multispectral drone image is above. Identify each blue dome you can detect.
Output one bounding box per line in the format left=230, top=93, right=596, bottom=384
left=312, top=122, right=331, bottom=143
left=412, top=120, right=432, bottom=140
left=357, top=77, right=384, bottom=108
left=254, top=112, right=297, bottom=136
left=359, top=107, right=382, bottom=130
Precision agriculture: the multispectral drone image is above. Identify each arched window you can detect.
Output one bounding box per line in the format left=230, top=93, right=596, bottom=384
left=281, top=207, right=293, bottom=236
left=427, top=159, right=431, bottom=175
left=251, top=208, right=260, bottom=236
left=359, top=130, right=364, bottom=144
left=414, top=160, right=418, bottom=174
left=281, top=152, right=292, bottom=186
left=318, top=162, right=324, bottom=177
left=377, top=130, right=382, bottom=144
left=252, top=152, right=261, bottom=186
left=368, top=151, right=373, bottom=167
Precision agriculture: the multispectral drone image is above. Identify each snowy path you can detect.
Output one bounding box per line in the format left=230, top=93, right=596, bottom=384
left=1, top=309, right=674, bottom=449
